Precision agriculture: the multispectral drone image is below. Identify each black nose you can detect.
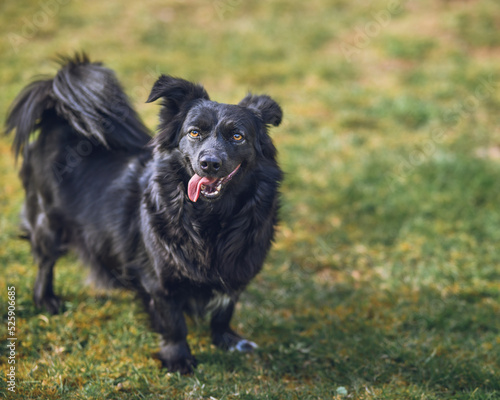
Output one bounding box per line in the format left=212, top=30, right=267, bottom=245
left=199, top=155, right=221, bottom=174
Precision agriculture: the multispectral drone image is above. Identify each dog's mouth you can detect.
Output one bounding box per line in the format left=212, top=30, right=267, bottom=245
left=188, top=164, right=241, bottom=202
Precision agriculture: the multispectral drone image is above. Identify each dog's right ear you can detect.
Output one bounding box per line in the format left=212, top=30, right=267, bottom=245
left=147, top=75, right=210, bottom=150
left=147, top=75, right=209, bottom=109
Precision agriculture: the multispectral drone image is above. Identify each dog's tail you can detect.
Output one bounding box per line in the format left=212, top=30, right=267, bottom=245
left=5, top=53, right=151, bottom=158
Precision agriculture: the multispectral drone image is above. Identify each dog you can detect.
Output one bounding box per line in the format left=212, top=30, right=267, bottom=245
left=6, top=54, right=282, bottom=374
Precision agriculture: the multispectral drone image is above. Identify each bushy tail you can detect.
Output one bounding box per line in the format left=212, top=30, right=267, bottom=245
left=5, top=53, right=151, bottom=158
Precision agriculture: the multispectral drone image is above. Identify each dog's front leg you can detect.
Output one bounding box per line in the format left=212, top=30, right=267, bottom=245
left=211, top=298, right=258, bottom=353
left=149, top=294, right=197, bottom=374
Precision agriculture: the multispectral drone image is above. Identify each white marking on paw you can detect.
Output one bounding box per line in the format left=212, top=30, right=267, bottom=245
left=230, top=339, right=258, bottom=353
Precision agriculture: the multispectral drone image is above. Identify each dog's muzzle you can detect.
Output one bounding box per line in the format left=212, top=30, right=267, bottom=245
left=187, top=164, right=241, bottom=202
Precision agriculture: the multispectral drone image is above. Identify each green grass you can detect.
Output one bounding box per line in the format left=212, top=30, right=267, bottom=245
left=1, top=0, right=500, bottom=398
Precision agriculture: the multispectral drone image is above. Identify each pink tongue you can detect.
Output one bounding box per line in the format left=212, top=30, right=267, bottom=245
left=188, top=174, right=218, bottom=202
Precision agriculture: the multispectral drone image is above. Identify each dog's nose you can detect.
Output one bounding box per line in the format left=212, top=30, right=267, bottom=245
left=199, top=155, right=221, bottom=174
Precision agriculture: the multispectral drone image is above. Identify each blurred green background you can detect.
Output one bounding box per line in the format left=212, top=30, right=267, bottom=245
left=1, top=0, right=500, bottom=399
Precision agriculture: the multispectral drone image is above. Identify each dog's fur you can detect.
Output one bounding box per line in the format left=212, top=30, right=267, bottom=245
left=6, top=54, right=282, bottom=374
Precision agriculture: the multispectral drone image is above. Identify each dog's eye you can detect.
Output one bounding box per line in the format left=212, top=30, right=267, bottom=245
left=232, top=133, right=244, bottom=142
left=189, top=130, right=200, bottom=138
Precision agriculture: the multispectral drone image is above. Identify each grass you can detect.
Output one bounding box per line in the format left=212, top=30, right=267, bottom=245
left=1, top=0, right=500, bottom=398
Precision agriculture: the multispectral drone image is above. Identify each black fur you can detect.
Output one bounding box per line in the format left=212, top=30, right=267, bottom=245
left=5, top=54, right=282, bottom=374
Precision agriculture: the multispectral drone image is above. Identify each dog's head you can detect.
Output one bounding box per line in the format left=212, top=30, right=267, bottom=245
left=147, top=75, right=282, bottom=202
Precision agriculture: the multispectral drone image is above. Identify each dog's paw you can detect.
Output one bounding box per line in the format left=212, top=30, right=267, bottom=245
left=156, top=342, right=197, bottom=375
left=160, top=355, right=198, bottom=375
left=34, top=294, right=62, bottom=315
left=213, top=331, right=258, bottom=353
left=230, top=339, right=258, bottom=353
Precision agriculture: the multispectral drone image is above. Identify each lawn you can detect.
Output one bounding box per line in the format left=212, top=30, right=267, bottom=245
left=1, top=0, right=500, bottom=399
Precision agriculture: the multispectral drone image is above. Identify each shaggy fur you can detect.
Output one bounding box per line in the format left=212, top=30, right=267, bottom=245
left=5, top=54, right=282, bottom=374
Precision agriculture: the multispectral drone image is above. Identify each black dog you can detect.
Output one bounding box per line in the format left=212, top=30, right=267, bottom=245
left=6, top=54, right=282, bottom=374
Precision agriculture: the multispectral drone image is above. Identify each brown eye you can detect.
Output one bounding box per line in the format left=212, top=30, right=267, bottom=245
left=232, top=133, right=244, bottom=141
left=189, top=130, right=200, bottom=138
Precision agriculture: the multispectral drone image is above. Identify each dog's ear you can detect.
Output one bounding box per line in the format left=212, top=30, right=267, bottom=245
left=147, top=75, right=209, bottom=107
left=147, top=75, right=210, bottom=150
left=239, top=94, right=282, bottom=127
left=239, top=94, right=282, bottom=159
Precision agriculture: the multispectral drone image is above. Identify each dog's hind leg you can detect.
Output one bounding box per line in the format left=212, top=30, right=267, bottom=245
left=28, top=201, right=65, bottom=315
left=33, top=255, right=61, bottom=315
left=210, top=299, right=258, bottom=353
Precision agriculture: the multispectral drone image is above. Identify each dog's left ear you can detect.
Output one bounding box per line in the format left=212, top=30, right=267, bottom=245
left=147, top=75, right=210, bottom=150
left=239, top=94, right=282, bottom=160
left=239, top=94, right=282, bottom=127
